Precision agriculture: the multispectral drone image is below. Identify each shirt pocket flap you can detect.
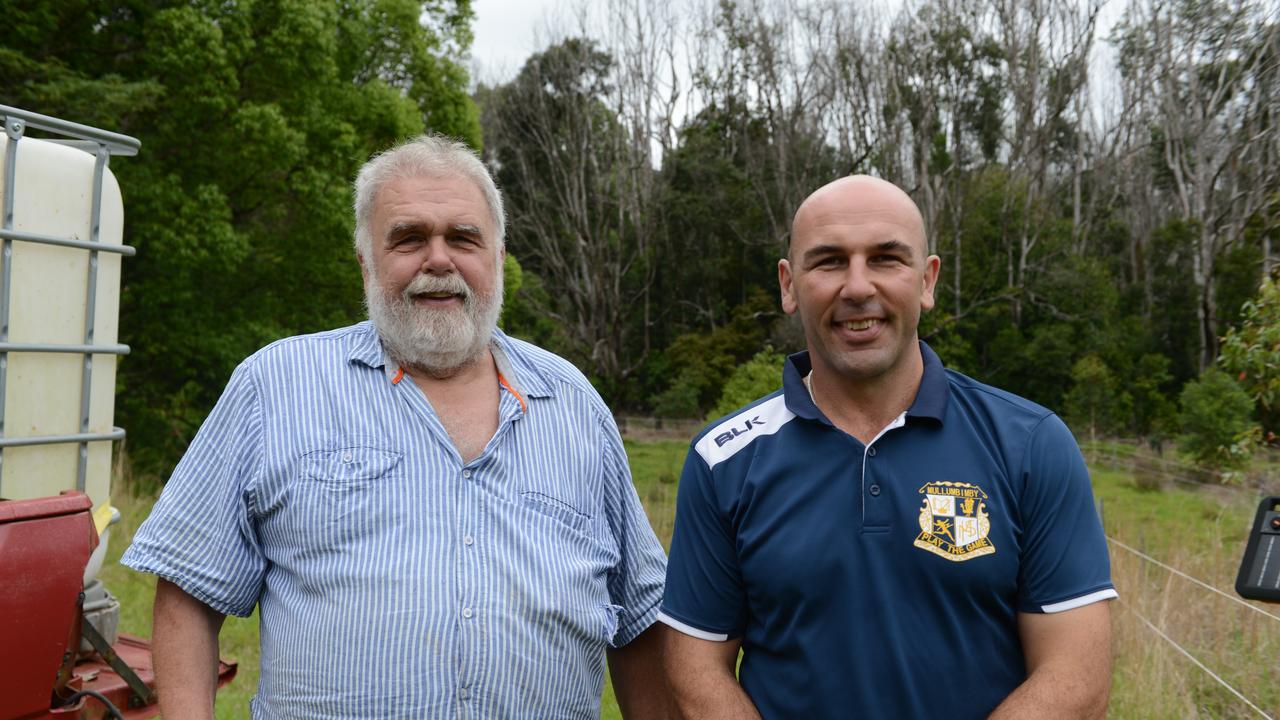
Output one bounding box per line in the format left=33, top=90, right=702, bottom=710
left=302, top=446, right=403, bottom=484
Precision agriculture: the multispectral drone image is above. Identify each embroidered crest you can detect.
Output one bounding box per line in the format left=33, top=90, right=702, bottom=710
left=914, top=481, right=995, bottom=561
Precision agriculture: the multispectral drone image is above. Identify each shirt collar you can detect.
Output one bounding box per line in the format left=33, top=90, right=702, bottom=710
left=782, top=340, right=948, bottom=424
left=347, top=321, right=556, bottom=400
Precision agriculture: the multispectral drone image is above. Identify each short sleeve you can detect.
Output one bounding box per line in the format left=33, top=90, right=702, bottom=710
left=1015, top=414, right=1117, bottom=613
left=658, top=446, right=747, bottom=640
left=600, top=417, right=668, bottom=646
left=120, top=360, right=267, bottom=617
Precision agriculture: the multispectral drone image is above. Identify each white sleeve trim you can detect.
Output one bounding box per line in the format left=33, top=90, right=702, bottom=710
left=1041, top=588, right=1118, bottom=613
left=657, top=611, right=730, bottom=642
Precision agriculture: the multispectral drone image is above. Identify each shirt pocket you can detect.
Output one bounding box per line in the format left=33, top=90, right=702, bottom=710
left=521, top=490, right=592, bottom=534
left=301, top=446, right=403, bottom=489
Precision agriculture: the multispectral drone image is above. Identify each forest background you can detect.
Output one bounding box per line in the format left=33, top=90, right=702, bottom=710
left=2, top=0, right=1278, bottom=476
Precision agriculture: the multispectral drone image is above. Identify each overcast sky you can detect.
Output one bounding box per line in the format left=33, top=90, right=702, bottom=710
left=468, top=0, right=1128, bottom=120
left=469, top=0, right=562, bottom=85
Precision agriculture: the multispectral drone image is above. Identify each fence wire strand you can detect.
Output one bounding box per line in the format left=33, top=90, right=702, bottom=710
left=1119, top=598, right=1274, bottom=720
left=1107, top=536, right=1280, bottom=624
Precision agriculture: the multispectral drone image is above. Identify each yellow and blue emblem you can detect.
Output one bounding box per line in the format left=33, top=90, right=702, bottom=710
left=914, top=481, right=995, bottom=561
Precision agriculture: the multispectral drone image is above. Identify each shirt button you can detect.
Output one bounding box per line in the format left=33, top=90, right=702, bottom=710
left=463, top=535, right=474, bottom=546
left=342, top=452, right=353, bottom=463
left=867, top=447, right=877, bottom=457
left=462, top=469, right=472, bottom=479
left=459, top=687, right=470, bottom=701
left=462, top=607, right=473, bottom=619
left=869, top=484, right=881, bottom=496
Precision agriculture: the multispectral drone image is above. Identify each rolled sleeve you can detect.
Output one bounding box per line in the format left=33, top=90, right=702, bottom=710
left=121, top=360, right=267, bottom=617
left=601, top=419, right=667, bottom=647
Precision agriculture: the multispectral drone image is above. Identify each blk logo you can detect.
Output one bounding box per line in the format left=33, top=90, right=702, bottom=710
left=714, top=416, right=765, bottom=447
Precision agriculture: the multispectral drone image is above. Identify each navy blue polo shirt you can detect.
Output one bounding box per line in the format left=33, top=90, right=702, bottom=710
left=659, top=342, right=1116, bottom=719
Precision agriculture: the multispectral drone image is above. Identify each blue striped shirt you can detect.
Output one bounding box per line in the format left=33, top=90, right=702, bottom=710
left=122, top=322, right=666, bottom=719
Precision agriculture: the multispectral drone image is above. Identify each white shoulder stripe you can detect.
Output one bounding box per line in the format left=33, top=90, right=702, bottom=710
left=1041, top=588, right=1118, bottom=613
left=695, top=394, right=795, bottom=469
left=657, top=612, right=731, bottom=642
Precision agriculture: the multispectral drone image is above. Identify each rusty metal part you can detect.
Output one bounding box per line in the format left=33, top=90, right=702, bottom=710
left=79, top=616, right=156, bottom=706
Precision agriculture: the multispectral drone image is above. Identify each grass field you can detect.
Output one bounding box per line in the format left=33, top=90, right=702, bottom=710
left=99, top=438, right=1279, bottom=718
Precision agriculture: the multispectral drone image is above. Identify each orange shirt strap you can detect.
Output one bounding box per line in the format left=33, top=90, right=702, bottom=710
left=498, top=372, right=528, bottom=414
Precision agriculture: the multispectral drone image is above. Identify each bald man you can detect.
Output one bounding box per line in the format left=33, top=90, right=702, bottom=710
left=657, top=176, right=1116, bottom=719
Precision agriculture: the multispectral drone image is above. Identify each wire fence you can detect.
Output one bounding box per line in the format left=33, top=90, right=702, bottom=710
left=1107, top=533, right=1280, bottom=719
left=615, top=415, right=705, bottom=441
left=1082, top=439, right=1280, bottom=494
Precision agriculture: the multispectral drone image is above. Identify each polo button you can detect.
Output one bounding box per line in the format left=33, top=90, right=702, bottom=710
left=463, top=535, right=474, bottom=546
left=462, top=469, right=472, bottom=479
left=462, top=607, right=473, bottom=619
left=867, top=447, right=877, bottom=457
left=869, top=484, right=881, bottom=496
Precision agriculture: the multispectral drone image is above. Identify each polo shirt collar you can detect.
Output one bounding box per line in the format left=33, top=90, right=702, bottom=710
left=909, top=341, right=948, bottom=423
left=782, top=340, right=949, bottom=424
left=347, top=320, right=556, bottom=399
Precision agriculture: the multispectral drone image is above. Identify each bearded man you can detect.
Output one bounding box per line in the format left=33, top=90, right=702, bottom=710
left=123, top=136, right=669, bottom=719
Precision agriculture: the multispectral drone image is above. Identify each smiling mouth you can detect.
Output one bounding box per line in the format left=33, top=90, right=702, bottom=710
left=413, top=291, right=462, bottom=301
left=839, top=319, right=880, bottom=331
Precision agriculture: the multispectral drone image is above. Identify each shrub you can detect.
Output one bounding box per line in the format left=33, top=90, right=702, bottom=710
left=1177, top=368, right=1257, bottom=475
left=708, top=348, right=785, bottom=420
left=1064, top=355, right=1127, bottom=442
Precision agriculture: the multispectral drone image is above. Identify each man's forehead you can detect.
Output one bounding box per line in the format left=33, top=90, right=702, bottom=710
left=373, top=175, right=491, bottom=225
left=792, top=180, right=925, bottom=254
left=793, top=208, right=925, bottom=254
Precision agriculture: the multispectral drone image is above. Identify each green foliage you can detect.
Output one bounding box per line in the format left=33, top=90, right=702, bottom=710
left=1219, top=276, right=1280, bottom=432
left=1177, top=368, right=1257, bottom=473
left=2, top=0, right=480, bottom=473
left=708, top=348, right=785, bottom=420
left=1148, top=219, right=1203, bottom=383
left=1128, top=353, right=1177, bottom=440
left=651, top=371, right=704, bottom=419
left=648, top=290, right=776, bottom=417
left=1064, top=355, right=1127, bottom=439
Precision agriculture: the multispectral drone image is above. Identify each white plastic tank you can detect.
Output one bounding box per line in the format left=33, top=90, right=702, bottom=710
left=0, top=133, right=126, bottom=581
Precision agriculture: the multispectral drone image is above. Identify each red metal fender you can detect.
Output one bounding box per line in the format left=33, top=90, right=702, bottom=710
left=0, top=492, right=97, bottom=720
left=1, top=492, right=238, bottom=719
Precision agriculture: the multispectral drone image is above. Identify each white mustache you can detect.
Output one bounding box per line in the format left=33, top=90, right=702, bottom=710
left=403, top=273, right=471, bottom=301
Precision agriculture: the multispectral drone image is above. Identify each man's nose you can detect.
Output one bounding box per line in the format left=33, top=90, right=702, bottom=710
left=839, top=260, right=875, bottom=301
left=420, top=237, right=455, bottom=274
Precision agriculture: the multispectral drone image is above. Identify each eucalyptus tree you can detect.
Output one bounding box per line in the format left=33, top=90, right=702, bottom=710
left=1114, top=0, right=1280, bottom=369
left=481, top=38, right=658, bottom=400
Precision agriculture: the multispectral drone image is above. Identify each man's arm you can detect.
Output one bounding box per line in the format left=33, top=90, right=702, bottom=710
left=988, top=602, right=1112, bottom=720
left=152, top=578, right=226, bottom=720
left=662, top=626, right=761, bottom=720
left=608, top=622, right=672, bottom=719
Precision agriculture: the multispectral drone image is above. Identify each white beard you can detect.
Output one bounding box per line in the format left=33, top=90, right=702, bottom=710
left=365, top=269, right=503, bottom=376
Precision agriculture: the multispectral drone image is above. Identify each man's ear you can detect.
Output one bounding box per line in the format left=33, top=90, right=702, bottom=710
left=779, top=258, right=798, bottom=316
left=920, top=254, right=941, bottom=312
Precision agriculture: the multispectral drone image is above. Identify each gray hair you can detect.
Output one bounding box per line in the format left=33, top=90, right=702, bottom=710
left=352, top=134, right=505, bottom=262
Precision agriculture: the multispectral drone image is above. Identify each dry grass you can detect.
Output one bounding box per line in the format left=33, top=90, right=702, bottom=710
left=1098, top=467, right=1280, bottom=719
